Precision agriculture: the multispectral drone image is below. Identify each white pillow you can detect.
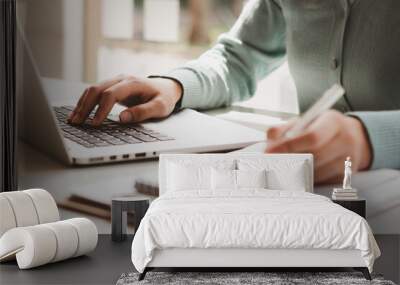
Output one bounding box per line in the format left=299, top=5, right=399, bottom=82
left=211, top=169, right=268, bottom=190
left=267, top=166, right=307, bottom=191
left=238, top=159, right=309, bottom=191
left=236, top=169, right=267, bottom=189
left=166, top=159, right=237, bottom=192
left=167, top=163, right=211, bottom=191
left=211, top=169, right=236, bottom=190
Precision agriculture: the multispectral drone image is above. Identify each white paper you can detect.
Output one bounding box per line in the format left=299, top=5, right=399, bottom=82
left=216, top=111, right=287, bottom=131
left=144, top=0, right=179, bottom=42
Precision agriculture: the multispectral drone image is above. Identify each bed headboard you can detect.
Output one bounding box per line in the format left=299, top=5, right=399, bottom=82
left=159, top=153, right=314, bottom=195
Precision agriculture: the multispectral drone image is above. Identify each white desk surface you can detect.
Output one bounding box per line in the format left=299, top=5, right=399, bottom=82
left=18, top=104, right=291, bottom=233
left=17, top=104, right=400, bottom=234
left=18, top=144, right=400, bottom=235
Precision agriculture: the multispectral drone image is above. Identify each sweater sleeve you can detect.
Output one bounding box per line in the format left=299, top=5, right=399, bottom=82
left=163, top=0, right=287, bottom=110
left=349, top=110, right=400, bottom=170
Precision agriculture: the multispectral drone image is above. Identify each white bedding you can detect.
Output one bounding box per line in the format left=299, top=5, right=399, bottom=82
left=131, top=190, right=380, bottom=273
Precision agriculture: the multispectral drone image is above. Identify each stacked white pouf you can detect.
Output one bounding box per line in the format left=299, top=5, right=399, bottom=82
left=0, top=189, right=98, bottom=269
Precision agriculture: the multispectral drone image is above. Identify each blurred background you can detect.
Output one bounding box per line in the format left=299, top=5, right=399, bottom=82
left=17, top=0, right=298, bottom=114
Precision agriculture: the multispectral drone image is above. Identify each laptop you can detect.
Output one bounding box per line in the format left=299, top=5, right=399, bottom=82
left=16, top=23, right=264, bottom=165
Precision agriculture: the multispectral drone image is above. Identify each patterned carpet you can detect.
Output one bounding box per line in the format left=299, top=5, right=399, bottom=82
left=117, top=271, right=396, bottom=285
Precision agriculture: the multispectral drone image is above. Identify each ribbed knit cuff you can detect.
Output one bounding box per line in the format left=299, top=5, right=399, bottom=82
left=348, top=111, right=400, bottom=170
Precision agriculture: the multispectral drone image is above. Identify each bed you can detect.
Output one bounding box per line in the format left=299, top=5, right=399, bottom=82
left=131, top=154, right=380, bottom=280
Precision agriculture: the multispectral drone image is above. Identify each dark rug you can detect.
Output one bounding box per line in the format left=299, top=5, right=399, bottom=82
left=116, top=272, right=396, bottom=285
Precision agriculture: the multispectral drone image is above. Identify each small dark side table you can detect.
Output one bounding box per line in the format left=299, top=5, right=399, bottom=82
left=112, top=196, right=151, bottom=242
left=332, top=198, right=366, bottom=218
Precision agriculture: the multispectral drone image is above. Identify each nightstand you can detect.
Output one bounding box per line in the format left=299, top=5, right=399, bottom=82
left=111, top=196, right=151, bottom=242
left=332, top=198, right=366, bottom=218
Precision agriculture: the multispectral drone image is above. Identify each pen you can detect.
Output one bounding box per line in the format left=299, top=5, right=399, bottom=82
left=284, top=83, right=345, bottom=138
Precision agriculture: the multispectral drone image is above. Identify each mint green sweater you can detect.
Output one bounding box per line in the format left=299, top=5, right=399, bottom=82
left=165, top=0, right=400, bottom=170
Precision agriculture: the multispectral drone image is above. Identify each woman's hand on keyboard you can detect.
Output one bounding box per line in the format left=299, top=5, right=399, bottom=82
left=68, top=75, right=182, bottom=126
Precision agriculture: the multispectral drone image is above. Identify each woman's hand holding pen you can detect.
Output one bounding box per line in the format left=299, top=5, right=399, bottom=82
left=265, top=110, right=373, bottom=184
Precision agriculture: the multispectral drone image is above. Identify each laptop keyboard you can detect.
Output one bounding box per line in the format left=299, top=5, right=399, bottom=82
left=54, top=106, right=174, bottom=148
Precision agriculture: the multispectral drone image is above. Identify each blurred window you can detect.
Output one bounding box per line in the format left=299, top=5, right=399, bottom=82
left=21, top=0, right=298, bottom=113
left=88, top=0, right=244, bottom=81
left=92, top=0, right=298, bottom=114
